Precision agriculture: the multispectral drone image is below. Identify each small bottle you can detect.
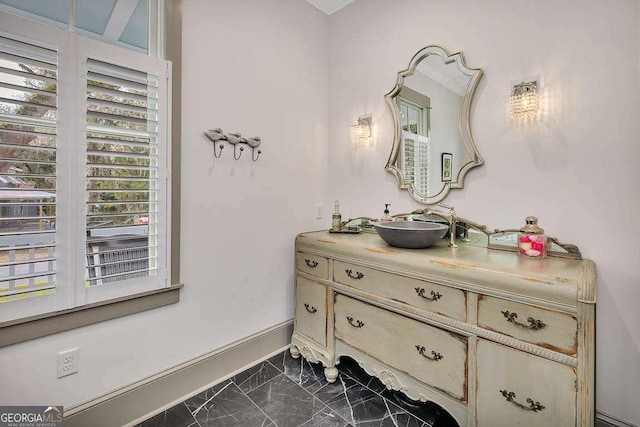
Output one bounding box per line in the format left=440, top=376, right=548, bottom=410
left=332, top=200, right=342, bottom=231
left=518, top=216, right=548, bottom=258
left=380, top=204, right=392, bottom=222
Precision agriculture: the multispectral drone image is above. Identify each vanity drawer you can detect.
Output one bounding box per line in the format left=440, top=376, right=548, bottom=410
left=476, top=339, right=576, bottom=426
left=477, top=296, right=577, bottom=355
left=296, top=252, right=329, bottom=279
left=333, top=261, right=466, bottom=321
left=334, top=294, right=467, bottom=401
left=295, top=277, right=327, bottom=346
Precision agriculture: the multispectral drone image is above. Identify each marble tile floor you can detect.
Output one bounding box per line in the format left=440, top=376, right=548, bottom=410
left=136, top=349, right=459, bottom=427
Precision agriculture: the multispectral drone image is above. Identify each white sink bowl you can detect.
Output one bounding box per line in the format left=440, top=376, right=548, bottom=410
left=373, top=221, right=448, bottom=249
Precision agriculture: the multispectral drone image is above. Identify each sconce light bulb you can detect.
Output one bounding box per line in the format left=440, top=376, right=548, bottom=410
left=351, top=116, right=372, bottom=148
left=509, top=81, right=539, bottom=120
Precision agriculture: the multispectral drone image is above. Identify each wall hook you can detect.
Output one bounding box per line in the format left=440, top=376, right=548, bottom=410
left=234, top=145, right=245, bottom=160
left=203, top=129, right=263, bottom=161
left=245, top=136, right=262, bottom=162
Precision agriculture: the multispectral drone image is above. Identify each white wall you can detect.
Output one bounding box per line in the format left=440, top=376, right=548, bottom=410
left=0, top=0, right=329, bottom=409
left=327, top=0, right=640, bottom=423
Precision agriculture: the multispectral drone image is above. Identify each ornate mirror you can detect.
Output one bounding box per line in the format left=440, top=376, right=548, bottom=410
left=385, top=45, right=483, bottom=204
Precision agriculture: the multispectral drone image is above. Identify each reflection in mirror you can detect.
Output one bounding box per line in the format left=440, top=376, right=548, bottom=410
left=385, top=46, right=483, bottom=204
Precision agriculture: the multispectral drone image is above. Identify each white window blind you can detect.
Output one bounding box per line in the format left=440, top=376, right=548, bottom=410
left=85, top=57, right=159, bottom=286
left=0, top=34, right=58, bottom=304
left=0, top=11, right=170, bottom=322
left=80, top=40, right=169, bottom=305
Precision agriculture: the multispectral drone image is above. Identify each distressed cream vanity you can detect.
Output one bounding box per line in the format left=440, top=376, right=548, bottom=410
left=289, top=44, right=595, bottom=426
left=290, top=231, right=595, bottom=426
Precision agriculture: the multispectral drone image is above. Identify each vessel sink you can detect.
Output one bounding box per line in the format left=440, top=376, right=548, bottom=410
left=373, top=221, right=449, bottom=249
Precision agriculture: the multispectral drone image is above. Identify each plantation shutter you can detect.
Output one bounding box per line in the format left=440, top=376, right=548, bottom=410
left=0, top=34, right=59, bottom=313
left=82, top=39, right=169, bottom=303
left=0, top=12, right=170, bottom=322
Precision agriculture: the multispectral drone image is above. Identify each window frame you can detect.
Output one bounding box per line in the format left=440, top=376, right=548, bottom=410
left=0, top=2, right=181, bottom=346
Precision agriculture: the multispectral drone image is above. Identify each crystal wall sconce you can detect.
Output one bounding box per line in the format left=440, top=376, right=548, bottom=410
left=350, top=116, right=372, bottom=148
left=509, top=81, right=539, bottom=119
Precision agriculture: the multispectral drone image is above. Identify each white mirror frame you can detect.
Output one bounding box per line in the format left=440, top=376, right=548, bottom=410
left=384, top=45, right=484, bottom=205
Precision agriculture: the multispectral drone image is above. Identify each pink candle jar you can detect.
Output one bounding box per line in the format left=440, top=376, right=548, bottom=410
left=518, top=216, right=547, bottom=258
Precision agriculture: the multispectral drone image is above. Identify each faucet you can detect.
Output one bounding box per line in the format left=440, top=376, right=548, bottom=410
left=410, top=204, right=458, bottom=248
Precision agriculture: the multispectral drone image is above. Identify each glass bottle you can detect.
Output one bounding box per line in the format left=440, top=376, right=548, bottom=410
left=518, top=216, right=547, bottom=258
left=332, top=200, right=342, bottom=231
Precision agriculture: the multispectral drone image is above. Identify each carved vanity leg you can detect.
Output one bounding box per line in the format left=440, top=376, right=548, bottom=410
left=324, top=366, right=339, bottom=383
left=290, top=344, right=300, bottom=359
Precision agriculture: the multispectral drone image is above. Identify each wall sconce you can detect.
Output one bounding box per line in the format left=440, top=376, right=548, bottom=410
left=351, top=116, right=372, bottom=148
left=509, top=81, right=539, bottom=119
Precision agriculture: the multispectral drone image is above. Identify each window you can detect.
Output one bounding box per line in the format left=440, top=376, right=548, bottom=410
left=0, top=0, right=160, bottom=56
left=0, top=11, right=171, bottom=323
left=400, top=99, right=431, bottom=196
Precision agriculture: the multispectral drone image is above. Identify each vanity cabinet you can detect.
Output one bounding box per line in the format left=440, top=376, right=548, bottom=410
left=290, top=231, right=596, bottom=427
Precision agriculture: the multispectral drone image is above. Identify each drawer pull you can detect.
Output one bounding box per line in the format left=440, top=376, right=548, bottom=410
left=415, top=345, right=443, bottom=361
left=499, top=389, right=545, bottom=412
left=346, top=316, right=365, bottom=328
left=304, top=259, right=319, bottom=268
left=414, top=287, right=442, bottom=301
left=345, top=269, right=365, bottom=280
left=501, top=310, right=546, bottom=330
left=304, top=303, right=317, bottom=313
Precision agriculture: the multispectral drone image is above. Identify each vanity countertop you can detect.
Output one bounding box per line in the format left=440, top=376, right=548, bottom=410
left=296, top=230, right=595, bottom=310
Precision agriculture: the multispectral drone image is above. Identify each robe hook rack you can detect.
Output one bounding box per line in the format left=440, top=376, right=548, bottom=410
left=204, top=128, right=262, bottom=161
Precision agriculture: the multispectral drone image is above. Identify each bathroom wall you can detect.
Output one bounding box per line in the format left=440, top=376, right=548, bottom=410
left=326, top=0, right=640, bottom=423
left=0, top=0, right=329, bottom=409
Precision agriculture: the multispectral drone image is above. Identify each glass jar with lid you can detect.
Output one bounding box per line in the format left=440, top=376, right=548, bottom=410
left=518, top=216, right=547, bottom=258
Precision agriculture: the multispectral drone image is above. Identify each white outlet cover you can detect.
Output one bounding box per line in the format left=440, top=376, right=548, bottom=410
left=57, top=348, right=79, bottom=378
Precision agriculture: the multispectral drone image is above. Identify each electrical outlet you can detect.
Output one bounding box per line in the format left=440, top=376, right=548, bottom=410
left=316, top=204, right=323, bottom=219
left=57, top=348, right=79, bottom=378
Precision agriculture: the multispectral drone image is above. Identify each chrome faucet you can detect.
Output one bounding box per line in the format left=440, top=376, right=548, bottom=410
left=406, top=204, right=458, bottom=248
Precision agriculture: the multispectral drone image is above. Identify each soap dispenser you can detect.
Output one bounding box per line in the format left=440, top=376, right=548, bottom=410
left=380, top=204, right=392, bottom=222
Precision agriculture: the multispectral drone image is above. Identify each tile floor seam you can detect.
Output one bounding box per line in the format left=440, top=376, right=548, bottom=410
left=267, top=359, right=284, bottom=373
left=181, top=401, right=202, bottom=427
left=266, top=370, right=350, bottom=427
left=189, top=380, right=234, bottom=417
left=235, top=377, right=280, bottom=427
left=295, top=369, right=356, bottom=425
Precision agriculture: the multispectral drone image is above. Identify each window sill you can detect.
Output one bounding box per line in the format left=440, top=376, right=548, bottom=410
left=0, top=284, right=183, bottom=347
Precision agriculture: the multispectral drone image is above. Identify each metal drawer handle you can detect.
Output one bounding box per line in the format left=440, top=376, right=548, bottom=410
left=346, top=316, right=365, bottom=328
left=415, top=345, right=443, bottom=361
left=501, top=310, right=546, bottom=330
left=345, top=269, right=364, bottom=280
left=304, top=259, right=318, bottom=268
left=304, top=303, right=317, bottom=314
left=415, top=287, right=442, bottom=301
left=499, top=390, right=545, bottom=412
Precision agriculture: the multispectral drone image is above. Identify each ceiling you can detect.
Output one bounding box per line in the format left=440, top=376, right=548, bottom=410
left=305, top=0, right=355, bottom=15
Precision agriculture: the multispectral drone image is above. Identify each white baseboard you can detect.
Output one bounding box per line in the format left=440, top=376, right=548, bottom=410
left=64, top=319, right=294, bottom=427
left=597, top=411, right=639, bottom=427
